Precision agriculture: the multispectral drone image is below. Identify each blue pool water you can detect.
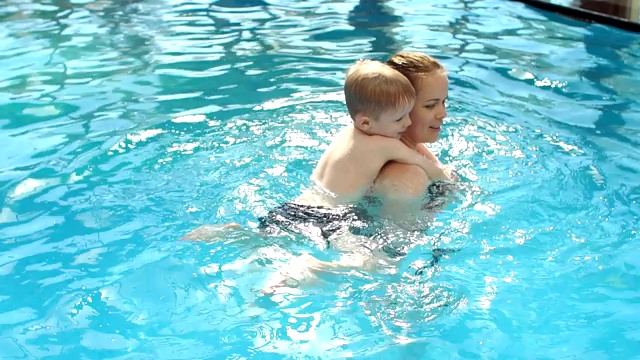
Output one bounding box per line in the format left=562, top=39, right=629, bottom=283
left=1, top=0, right=639, bottom=358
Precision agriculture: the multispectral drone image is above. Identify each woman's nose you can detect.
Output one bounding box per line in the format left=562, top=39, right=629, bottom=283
left=438, top=104, right=447, bottom=119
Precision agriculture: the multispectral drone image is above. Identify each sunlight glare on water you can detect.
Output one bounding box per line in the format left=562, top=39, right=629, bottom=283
left=1, top=0, right=639, bottom=359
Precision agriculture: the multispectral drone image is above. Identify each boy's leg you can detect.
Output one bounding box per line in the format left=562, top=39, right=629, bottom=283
left=260, top=230, right=401, bottom=294
left=261, top=253, right=333, bottom=294
left=180, top=223, right=243, bottom=241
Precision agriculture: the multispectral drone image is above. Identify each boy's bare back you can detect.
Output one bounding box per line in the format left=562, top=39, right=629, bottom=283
left=311, top=125, right=414, bottom=203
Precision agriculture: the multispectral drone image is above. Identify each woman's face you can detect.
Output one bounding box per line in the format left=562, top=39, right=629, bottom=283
left=403, top=71, right=449, bottom=145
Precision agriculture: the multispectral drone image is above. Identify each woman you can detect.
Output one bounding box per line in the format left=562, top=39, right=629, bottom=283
left=372, top=52, right=456, bottom=220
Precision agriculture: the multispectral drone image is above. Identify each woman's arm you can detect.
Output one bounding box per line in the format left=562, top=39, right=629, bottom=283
left=371, top=161, right=431, bottom=220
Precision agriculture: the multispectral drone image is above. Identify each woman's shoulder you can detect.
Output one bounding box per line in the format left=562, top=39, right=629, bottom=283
left=379, top=161, right=428, bottom=178
left=372, top=161, right=430, bottom=199
left=415, top=143, right=430, bottom=156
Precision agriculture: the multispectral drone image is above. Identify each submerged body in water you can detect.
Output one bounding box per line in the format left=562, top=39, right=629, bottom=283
left=182, top=176, right=462, bottom=294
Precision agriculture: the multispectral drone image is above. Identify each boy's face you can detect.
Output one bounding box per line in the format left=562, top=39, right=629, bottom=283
left=357, top=102, right=414, bottom=139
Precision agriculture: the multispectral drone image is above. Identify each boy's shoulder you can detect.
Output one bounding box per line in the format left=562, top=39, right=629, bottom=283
left=350, top=127, right=397, bottom=146
left=355, top=132, right=403, bottom=152
left=332, top=125, right=383, bottom=150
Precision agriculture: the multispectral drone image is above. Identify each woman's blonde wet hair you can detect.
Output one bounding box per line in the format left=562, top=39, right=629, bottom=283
left=385, top=52, right=446, bottom=89
left=344, top=59, right=415, bottom=120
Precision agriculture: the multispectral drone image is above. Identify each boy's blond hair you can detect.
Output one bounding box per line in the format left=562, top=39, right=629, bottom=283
left=344, top=59, right=415, bottom=120
left=385, top=52, right=445, bottom=89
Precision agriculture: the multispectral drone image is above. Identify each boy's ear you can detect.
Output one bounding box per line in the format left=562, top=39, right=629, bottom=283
left=354, top=113, right=371, bottom=131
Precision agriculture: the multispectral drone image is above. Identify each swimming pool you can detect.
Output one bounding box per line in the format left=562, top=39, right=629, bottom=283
left=1, top=0, right=639, bottom=358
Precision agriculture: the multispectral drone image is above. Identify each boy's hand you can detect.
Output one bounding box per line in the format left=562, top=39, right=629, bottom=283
left=442, top=164, right=459, bottom=182
left=416, top=145, right=442, bottom=165
left=422, top=159, right=451, bottom=182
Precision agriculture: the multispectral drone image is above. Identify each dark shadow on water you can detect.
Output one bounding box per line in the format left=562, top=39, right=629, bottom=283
left=212, top=0, right=269, bottom=7
left=348, top=0, right=402, bottom=55
left=581, top=26, right=637, bottom=140
left=310, top=0, right=402, bottom=56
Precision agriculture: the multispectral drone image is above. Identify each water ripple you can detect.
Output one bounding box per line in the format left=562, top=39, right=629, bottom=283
left=1, top=0, right=639, bottom=358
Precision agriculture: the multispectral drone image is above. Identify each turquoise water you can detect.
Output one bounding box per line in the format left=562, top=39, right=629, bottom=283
left=1, top=0, right=639, bottom=358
